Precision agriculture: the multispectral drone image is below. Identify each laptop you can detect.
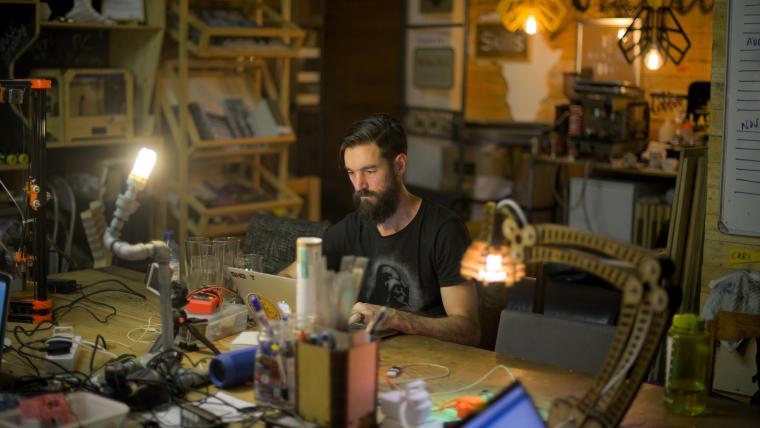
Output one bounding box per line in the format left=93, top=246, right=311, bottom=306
left=0, top=271, right=12, bottom=376
left=459, top=381, right=545, bottom=427
left=228, top=267, right=296, bottom=319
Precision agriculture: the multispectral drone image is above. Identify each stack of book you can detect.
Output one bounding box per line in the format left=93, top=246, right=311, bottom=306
left=181, top=98, right=291, bottom=141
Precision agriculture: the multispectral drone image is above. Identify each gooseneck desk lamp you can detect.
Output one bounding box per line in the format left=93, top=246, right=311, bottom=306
left=102, top=148, right=174, bottom=351
left=460, top=199, right=677, bottom=428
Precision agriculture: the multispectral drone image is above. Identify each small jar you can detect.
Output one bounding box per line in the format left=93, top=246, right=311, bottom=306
left=664, top=313, right=709, bottom=416
left=254, top=325, right=293, bottom=408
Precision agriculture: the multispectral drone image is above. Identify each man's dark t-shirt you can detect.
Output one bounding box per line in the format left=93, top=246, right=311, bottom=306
left=323, top=199, right=471, bottom=317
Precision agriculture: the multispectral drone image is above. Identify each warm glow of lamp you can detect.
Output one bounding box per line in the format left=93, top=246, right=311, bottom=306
left=618, top=6, right=690, bottom=73
left=458, top=199, right=673, bottom=427
left=497, top=0, right=567, bottom=35
left=644, top=46, right=664, bottom=70
left=617, top=28, right=626, bottom=40
left=525, top=14, right=538, bottom=35
left=129, top=148, right=157, bottom=183
left=481, top=254, right=507, bottom=282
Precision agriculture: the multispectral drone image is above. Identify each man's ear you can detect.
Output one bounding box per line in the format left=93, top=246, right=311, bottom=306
left=394, top=153, right=408, bottom=176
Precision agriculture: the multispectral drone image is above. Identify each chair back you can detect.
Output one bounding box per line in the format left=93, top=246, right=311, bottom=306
left=244, top=214, right=329, bottom=274
left=494, top=309, right=615, bottom=374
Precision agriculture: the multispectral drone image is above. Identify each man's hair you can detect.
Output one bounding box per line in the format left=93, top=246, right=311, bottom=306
left=339, top=114, right=407, bottom=170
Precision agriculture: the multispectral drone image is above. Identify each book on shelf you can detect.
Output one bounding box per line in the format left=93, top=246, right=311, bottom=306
left=188, top=102, right=214, bottom=140
left=223, top=98, right=254, bottom=137
left=247, top=99, right=292, bottom=137
left=206, top=112, right=235, bottom=140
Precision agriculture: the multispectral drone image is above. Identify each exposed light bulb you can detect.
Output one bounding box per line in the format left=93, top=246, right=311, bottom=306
left=479, top=254, right=506, bottom=283
left=617, top=29, right=626, bottom=40
left=644, top=47, right=664, bottom=70
left=525, top=14, right=538, bottom=35
left=129, top=148, right=157, bottom=182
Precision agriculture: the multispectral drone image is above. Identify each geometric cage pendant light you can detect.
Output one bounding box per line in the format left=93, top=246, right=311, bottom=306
left=497, top=0, right=568, bottom=35
left=618, top=5, right=691, bottom=71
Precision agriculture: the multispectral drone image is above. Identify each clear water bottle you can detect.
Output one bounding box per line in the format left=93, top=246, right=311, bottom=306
left=664, top=313, right=709, bottom=416
left=164, top=229, right=180, bottom=283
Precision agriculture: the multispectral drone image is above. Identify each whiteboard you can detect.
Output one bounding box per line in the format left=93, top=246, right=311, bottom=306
left=720, top=0, right=760, bottom=237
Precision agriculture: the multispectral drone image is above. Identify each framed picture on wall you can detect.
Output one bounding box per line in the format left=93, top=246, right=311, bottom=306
left=407, top=0, right=465, bottom=25
left=404, top=108, right=457, bottom=139
left=414, top=48, right=455, bottom=89
left=405, top=27, right=465, bottom=111
left=576, top=18, right=640, bottom=84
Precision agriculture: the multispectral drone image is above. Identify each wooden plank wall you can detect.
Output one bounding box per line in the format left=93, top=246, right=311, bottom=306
left=465, top=0, right=713, bottom=134
left=701, top=0, right=760, bottom=302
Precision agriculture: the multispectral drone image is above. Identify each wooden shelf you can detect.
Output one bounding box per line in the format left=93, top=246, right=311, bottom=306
left=0, top=164, right=27, bottom=172
left=168, top=191, right=302, bottom=237
left=167, top=1, right=305, bottom=59
left=535, top=155, right=678, bottom=178
left=47, top=136, right=162, bottom=149
left=40, top=22, right=163, bottom=31
left=163, top=0, right=303, bottom=241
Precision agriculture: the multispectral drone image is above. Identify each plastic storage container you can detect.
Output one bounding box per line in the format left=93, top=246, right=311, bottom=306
left=664, top=313, right=709, bottom=416
left=202, top=302, right=248, bottom=342
left=0, top=392, right=128, bottom=428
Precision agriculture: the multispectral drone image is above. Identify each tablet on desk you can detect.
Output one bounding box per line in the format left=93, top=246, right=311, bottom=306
left=458, top=380, right=545, bottom=427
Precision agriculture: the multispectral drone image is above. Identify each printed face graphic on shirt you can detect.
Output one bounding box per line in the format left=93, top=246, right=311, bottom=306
left=344, top=143, right=402, bottom=224
left=367, top=262, right=413, bottom=311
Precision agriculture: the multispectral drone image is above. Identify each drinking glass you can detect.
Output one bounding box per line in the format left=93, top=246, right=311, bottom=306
left=236, top=253, right=264, bottom=272
left=213, top=236, right=240, bottom=287
left=184, top=236, right=210, bottom=287
left=189, top=242, right=217, bottom=290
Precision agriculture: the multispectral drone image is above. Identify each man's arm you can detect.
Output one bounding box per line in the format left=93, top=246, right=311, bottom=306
left=279, top=261, right=296, bottom=278
left=349, top=283, right=480, bottom=347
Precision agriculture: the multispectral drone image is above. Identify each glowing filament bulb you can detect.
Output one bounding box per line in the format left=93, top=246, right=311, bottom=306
left=644, top=47, right=664, bottom=70
left=525, top=15, right=538, bottom=35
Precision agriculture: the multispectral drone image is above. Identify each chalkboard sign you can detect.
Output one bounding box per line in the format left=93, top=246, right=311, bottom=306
left=719, top=1, right=760, bottom=237
left=16, top=29, right=109, bottom=73
left=475, top=23, right=527, bottom=59
left=0, top=2, right=37, bottom=79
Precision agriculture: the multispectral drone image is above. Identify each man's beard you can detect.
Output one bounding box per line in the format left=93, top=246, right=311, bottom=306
left=353, top=177, right=401, bottom=224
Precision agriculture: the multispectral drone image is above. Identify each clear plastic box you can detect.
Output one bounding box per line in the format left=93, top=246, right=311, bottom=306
left=0, top=392, right=128, bottom=428
left=203, top=303, right=248, bottom=341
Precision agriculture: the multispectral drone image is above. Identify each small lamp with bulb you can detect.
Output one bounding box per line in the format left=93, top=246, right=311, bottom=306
left=460, top=199, right=678, bottom=427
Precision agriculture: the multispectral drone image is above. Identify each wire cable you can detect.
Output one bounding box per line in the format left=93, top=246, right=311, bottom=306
left=390, top=363, right=452, bottom=386
left=0, top=176, right=25, bottom=223
left=429, top=364, right=516, bottom=397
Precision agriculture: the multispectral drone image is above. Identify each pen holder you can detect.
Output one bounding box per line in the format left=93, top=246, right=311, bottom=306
left=296, top=340, right=378, bottom=428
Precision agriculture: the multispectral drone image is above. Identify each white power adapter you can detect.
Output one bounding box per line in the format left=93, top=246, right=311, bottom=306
left=45, top=327, right=80, bottom=374
left=380, top=380, right=442, bottom=428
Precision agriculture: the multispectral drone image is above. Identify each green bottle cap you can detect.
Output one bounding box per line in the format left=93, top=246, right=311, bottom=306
left=673, top=313, right=700, bottom=332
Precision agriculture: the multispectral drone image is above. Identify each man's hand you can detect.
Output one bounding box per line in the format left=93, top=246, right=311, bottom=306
left=349, top=302, right=389, bottom=327
left=348, top=284, right=480, bottom=346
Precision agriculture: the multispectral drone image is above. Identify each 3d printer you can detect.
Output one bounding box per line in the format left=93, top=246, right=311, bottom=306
left=568, top=80, right=649, bottom=160
left=0, top=79, right=52, bottom=324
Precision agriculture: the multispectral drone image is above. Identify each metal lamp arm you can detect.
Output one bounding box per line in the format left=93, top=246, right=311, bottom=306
left=103, top=180, right=173, bottom=352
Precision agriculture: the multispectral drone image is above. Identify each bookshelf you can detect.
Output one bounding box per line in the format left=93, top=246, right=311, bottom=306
left=160, top=0, right=305, bottom=241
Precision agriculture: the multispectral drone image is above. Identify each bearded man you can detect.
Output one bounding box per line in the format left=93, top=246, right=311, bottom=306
left=322, top=114, right=480, bottom=346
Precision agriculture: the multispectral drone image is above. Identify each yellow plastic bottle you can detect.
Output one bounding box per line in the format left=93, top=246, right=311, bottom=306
left=664, top=313, right=709, bottom=416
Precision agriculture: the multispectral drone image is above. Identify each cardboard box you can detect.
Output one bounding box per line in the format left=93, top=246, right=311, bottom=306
left=296, top=340, right=378, bottom=427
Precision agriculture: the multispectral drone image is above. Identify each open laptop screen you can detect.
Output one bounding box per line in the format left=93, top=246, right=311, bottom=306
left=460, top=381, right=545, bottom=427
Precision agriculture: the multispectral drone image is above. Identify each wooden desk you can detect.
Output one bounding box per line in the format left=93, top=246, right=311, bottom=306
left=6, top=268, right=759, bottom=427
left=381, top=335, right=759, bottom=428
